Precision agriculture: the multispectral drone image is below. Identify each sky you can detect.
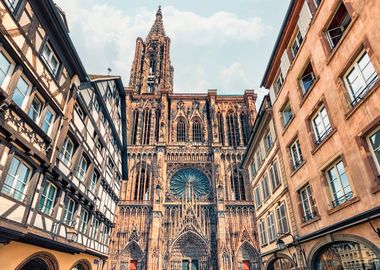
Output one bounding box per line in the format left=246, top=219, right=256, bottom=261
left=55, top=0, right=290, bottom=105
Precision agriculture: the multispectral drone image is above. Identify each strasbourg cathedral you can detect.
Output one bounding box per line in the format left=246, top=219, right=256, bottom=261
left=110, top=7, right=260, bottom=270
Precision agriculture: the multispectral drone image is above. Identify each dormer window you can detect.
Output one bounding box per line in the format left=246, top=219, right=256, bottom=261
left=41, top=42, right=60, bottom=77
left=325, top=2, right=352, bottom=50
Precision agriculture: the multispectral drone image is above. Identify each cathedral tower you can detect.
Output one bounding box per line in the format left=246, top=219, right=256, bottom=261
left=111, top=7, right=260, bottom=270
left=128, top=6, right=174, bottom=95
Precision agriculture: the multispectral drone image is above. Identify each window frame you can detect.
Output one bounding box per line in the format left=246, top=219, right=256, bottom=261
left=311, top=105, right=332, bottom=144
left=290, top=139, right=304, bottom=170
left=299, top=62, right=316, bottom=95
left=40, top=108, right=55, bottom=136
left=63, top=197, right=76, bottom=225
left=1, top=156, right=32, bottom=201
left=259, top=219, right=268, bottom=247
left=325, top=159, right=353, bottom=208
left=343, top=50, right=379, bottom=106
left=281, top=102, right=293, bottom=127
left=299, top=184, right=317, bottom=222
left=261, top=175, right=270, bottom=201
left=38, top=180, right=57, bottom=216
left=0, top=49, right=15, bottom=90
left=79, top=208, right=89, bottom=233
left=291, top=30, right=303, bottom=58
left=12, top=74, right=32, bottom=109
left=41, top=41, right=61, bottom=77
left=367, top=127, right=380, bottom=175
left=325, top=1, right=352, bottom=50
left=276, top=202, right=289, bottom=234
left=267, top=211, right=277, bottom=242
left=269, top=160, right=281, bottom=191
left=59, top=137, right=75, bottom=167
left=76, top=155, right=88, bottom=182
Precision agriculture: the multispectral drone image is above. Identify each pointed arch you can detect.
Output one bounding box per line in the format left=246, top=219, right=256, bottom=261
left=131, top=109, right=139, bottom=145
left=240, top=112, right=250, bottom=145
left=70, top=259, right=92, bottom=270
left=226, top=110, right=240, bottom=147
left=236, top=241, right=260, bottom=270
left=140, top=109, right=152, bottom=145
left=217, top=112, right=225, bottom=145
left=134, top=161, right=151, bottom=201
left=230, top=166, right=246, bottom=201
left=176, top=117, right=187, bottom=142
left=192, top=118, right=203, bottom=142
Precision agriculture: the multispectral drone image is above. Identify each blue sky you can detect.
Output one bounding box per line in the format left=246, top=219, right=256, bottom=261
left=56, top=0, right=290, bottom=104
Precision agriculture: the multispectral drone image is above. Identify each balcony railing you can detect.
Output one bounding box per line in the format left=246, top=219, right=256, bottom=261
left=292, top=158, right=304, bottom=171
left=1, top=183, right=27, bottom=201
left=332, top=191, right=353, bottom=208
left=350, top=75, right=379, bottom=106
left=315, top=127, right=333, bottom=145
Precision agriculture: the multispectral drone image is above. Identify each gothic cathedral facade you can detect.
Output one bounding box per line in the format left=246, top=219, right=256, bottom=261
left=110, top=8, right=260, bottom=270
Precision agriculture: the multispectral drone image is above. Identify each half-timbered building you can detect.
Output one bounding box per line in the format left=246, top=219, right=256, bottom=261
left=0, top=1, right=128, bottom=269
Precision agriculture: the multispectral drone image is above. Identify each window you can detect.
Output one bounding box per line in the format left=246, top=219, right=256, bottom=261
left=276, top=203, right=289, bottom=234
left=326, top=160, right=352, bottom=207
left=1, top=157, right=31, bottom=201
left=93, top=98, right=100, bottom=112
left=28, top=97, right=42, bottom=123
left=265, top=131, right=273, bottom=151
left=368, top=127, right=380, bottom=173
left=41, top=110, right=54, bottom=135
left=299, top=185, right=317, bottom=222
left=344, top=51, right=379, bottom=105
left=41, top=42, right=60, bottom=76
left=75, top=103, right=85, bottom=120
left=38, top=181, right=57, bottom=215
left=261, top=175, right=270, bottom=200
left=230, top=167, right=246, bottom=201
left=281, top=102, right=293, bottom=127
left=326, top=2, right=351, bottom=50
left=89, top=171, right=98, bottom=192
left=275, top=71, right=284, bottom=92
left=140, top=109, right=152, bottom=145
left=177, top=119, right=187, bottom=142
left=4, top=0, right=21, bottom=13
left=59, top=137, right=75, bottom=166
left=250, top=160, right=257, bottom=178
left=254, top=186, right=262, bottom=208
left=102, top=225, right=110, bottom=243
left=63, top=197, right=76, bottom=225
left=134, top=162, right=151, bottom=201
left=192, top=120, right=203, bottom=142
left=312, top=105, right=332, bottom=144
left=269, top=160, right=281, bottom=190
left=300, top=63, right=316, bottom=94
left=256, top=148, right=263, bottom=168
left=290, top=139, right=303, bottom=170
left=12, top=75, right=31, bottom=109
left=226, top=111, right=241, bottom=147
left=79, top=208, right=89, bottom=233
left=267, top=212, right=277, bottom=242
left=76, top=156, right=88, bottom=181
left=240, top=113, right=250, bottom=145
left=92, top=218, right=100, bottom=239
left=0, top=51, right=14, bottom=88
left=259, top=220, right=267, bottom=246
left=291, top=31, right=303, bottom=58
left=217, top=113, right=225, bottom=145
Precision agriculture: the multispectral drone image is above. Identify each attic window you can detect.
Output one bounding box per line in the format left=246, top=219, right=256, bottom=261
left=326, top=2, right=352, bottom=50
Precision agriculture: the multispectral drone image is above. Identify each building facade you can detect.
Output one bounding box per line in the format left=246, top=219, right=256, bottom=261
left=261, top=0, right=380, bottom=269
left=241, top=95, right=299, bottom=270
left=0, top=1, right=127, bottom=269
left=110, top=8, right=260, bottom=270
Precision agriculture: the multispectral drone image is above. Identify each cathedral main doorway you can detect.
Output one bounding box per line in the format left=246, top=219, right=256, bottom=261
left=169, top=231, right=209, bottom=270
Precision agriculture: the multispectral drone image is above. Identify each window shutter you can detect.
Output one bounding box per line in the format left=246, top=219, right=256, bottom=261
left=280, top=51, right=291, bottom=78
left=298, top=1, right=313, bottom=37
left=269, top=85, right=276, bottom=103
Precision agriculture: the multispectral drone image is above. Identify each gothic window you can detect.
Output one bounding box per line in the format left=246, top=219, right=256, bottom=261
left=226, top=111, right=240, bottom=147
left=177, top=118, right=187, bottom=142
left=134, top=162, right=151, bottom=201
left=240, top=112, right=250, bottom=145
left=131, top=110, right=139, bottom=145
left=140, top=109, right=152, bottom=145
left=217, top=113, right=225, bottom=145
left=149, top=58, right=156, bottom=75
left=155, top=110, right=160, bottom=143
left=192, top=119, right=203, bottom=142
left=230, top=167, right=246, bottom=201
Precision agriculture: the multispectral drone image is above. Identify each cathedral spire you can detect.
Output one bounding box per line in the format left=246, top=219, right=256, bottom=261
left=146, top=6, right=166, bottom=41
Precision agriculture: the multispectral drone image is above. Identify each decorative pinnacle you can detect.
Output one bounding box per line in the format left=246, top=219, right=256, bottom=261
left=156, top=5, right=162, bottom=18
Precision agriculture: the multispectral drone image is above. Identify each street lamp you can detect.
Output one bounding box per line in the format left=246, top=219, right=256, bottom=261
left=276, top=233, right=307, bottom=270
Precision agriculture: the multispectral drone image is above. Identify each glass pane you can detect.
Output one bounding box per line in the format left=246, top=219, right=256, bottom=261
left=12, top=77, right=30, bottom=108
left=0, top=52, right=11, bottom=85
left=370, top=130, right=380, bottom=165
left=28, top=99, right=42, bottom=122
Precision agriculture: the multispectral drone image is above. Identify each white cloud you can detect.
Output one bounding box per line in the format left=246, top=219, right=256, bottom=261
left=219, top=62, right=251, bottom=91
left=54, top=1, right=270, bottom=89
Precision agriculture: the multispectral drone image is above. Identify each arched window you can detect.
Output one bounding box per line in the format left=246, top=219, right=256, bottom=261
left=155, top=110, right=160, bottom=142
left=192, top=119, right=203, bottom=142
left=131, top=110, right=139, bottom=145
left=140, top=109, right=152, bottom=145
left=177, top=118, right=187, bottom=142
left=134, top=162, right=151, bottom=201
left=226, top=111, right=240, bottom=147
left=240, top=112, right=250, bottom=145
left=217, top=113, right=225, bottom=145
left=230, top=167, right=246, bottom=201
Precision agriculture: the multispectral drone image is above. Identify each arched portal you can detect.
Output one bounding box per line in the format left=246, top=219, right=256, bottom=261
left=70, top=259, right=92, bottom=270
left=120, top=241, right=145, bottom=270
left=236, top=242, right=260, bottom=270
left=266, top=254, right=296, bottom=270
left=169, top=231, right=209, bottom=270
left=16, top=252, right=59, bottom=270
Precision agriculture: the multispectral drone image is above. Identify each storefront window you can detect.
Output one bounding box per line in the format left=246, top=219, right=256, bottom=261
left=314, top=241, right=380, bottom=270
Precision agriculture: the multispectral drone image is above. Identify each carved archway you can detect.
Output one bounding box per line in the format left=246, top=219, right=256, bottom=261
left=169, top=231, right=209, bottom=270
left=120, top=241, right=145, bottom=270
left=236, top=241, right=260, bottom=270
left=16, top=252, right=59, bottom=270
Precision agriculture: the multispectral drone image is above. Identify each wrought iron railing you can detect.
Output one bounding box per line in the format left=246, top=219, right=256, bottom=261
left=332, top=191, right=353, bottom=208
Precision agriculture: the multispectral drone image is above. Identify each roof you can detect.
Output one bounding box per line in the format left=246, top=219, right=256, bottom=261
left=146, top=6, right=166, bottom=41
left=260, top=0, right=297, bottom=88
